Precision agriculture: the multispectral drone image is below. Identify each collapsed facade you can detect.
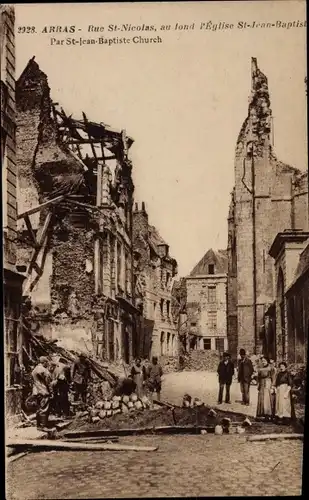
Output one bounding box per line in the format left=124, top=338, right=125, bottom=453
left=227, top=57, right=308, bottom=360
left=2, top=5, right=25, bottom=415
left=186, top=249, right=228, bottom=352
left=16, top=57, right=139, bottom=363
left=133, top=202, right=178, bottom=359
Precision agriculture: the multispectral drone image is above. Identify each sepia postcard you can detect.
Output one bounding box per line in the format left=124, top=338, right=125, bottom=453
left=2, top=1, right=307, bottom=498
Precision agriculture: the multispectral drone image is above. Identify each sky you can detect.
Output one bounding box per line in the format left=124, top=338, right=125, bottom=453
left=15, top=1, right=307, bottom=276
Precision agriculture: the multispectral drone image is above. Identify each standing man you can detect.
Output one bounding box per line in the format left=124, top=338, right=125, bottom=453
left=217, top=352, right=235, bottom=404
left=147, top=356, right=163, bottom=408
left=238, top=348, right=254, bottom=405
left=71, top=353, right=91, bottom=404
left=50, top=357, right=71, bottom=418
left=31, top=356, right=52, bottom=430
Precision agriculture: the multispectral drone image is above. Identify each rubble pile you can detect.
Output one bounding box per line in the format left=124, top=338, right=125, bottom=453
left=21, top=330, right=119, bottom=408
left=181, top=350, right=220, bottom=372
left=87, top=393, right=152, bottom=423
left=159, top=356, right=179, bottom=373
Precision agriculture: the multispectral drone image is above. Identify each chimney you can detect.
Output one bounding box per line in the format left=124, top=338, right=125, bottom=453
left=133, top=200, right=148, bottom=239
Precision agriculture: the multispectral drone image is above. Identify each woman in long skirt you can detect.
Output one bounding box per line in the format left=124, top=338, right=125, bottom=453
left=131, top=358, right=143, bottom=397
left=269, top=359, right=277, bottom=418
left=275, top=361, right=295, bottom=424
left=256, top=357, right=273, bottom=421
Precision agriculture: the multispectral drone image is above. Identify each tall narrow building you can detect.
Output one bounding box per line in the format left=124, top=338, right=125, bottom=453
left=1, top=5, right=25, bottom=415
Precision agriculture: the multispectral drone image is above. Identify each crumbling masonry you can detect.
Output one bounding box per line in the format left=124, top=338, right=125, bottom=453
left=16, top=57, right=139, bottom=362
left=227, top=57, right=308, bottom=360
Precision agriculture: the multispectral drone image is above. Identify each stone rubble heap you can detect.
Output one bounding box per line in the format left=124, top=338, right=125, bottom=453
left=88, top=393, right=152, bottom=423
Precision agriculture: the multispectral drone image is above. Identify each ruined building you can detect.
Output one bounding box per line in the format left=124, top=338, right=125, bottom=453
left=2, top=5, right=25, bottom=415
left=227, top=57, right=308, bottom=360
left=186, top=249, right=228, bottom=352
left=133, top=203, right=178, bottom=359
left=15, top=57, right=139, bottom=363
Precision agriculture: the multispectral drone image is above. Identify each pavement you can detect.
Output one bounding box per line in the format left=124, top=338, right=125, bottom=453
left=6, top=371, right=303, bottom=499
left=161, top=370, right=258, bottom=416
left=7, top=427, right=46, bottom=442
left=6, top=434, right=303, bottom=498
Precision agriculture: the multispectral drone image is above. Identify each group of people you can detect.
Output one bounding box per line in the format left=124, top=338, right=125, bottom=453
left=30, top=353, right=92, bottom=430
left=217, top=349, right=295, bottom=424
left=130, top=356, right=163, bottom=404
left=30, top=353, right=164, bottom=430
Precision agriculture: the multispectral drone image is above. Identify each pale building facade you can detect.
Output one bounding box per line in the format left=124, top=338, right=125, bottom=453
left=133, top=202, right=178, bottom=359
left=186, top=249, right=228, bottom=352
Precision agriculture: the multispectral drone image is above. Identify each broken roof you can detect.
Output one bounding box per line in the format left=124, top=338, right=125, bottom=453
left=17, top=57, right=134, bottom=164
left=53, top=107, right=134, bottom=161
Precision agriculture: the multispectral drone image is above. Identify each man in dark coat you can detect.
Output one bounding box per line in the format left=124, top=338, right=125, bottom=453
left=50, top=358, right=71, bottom=418
left=217, top=352, right=235, bottom=404
left=71, top=353, right=91, bottom=403
left=238, top=348, right=254, bottom=405
left=31, top=356, right=52, bottom=429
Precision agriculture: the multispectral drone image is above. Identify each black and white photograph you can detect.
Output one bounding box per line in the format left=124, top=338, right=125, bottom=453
left=2, top=1, right=307, bottom=498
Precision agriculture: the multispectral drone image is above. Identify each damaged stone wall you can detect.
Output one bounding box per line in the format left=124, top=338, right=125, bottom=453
left=49, top=217, right=97, bottom=352
left=15, top=58, right=95, bottom=352
left=16, top=57, right=138, bottom=360
left=16, top=58, right=49, bottom=230
left=228, top=57, right=308, bottom=357
left=51, top=218, right=95, bottom=317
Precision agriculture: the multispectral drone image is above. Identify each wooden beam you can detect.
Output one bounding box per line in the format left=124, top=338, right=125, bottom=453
left=63, top=436, right=119, bottom=443
left=24, top=215, right=38, bottom=247
left=23, top=212, right=52, bottom=296
left=32, top=262, right=42, bottom=275
left=66, top=198, right=99, bottom=211
left=247, top=433, right=303, bottom=442
left=7, top=451, right=29, bottom=463
left=64, top=425, right=216, bottom=439
left=17, top=196, right=65, bottom=220
left=28, top=235, right=50, bottom=292
left=83, top=112, right=98, bottom=160
left=7, top=439, right=158, bottom=452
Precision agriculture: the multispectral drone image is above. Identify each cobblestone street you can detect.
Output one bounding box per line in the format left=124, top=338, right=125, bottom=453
left=7, top=434, right=303, bottom=499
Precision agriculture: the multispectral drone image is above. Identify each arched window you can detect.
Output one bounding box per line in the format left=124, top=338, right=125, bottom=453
left=277, top=268, right=285, bottom=358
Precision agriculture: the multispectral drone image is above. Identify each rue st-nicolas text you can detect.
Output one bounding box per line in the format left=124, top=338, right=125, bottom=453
left=18, top=20, right=307, bottom=35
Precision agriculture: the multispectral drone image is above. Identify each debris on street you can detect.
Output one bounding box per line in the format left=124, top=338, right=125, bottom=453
left=87, top=393, right=152, bottom=423
left=7, top=439, right=158, bottom=452
left=214, top=425, right=223, bottom=435
left=247, top=433, right=304, bottom=442
left=242, top=417, right=252, bottom=427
